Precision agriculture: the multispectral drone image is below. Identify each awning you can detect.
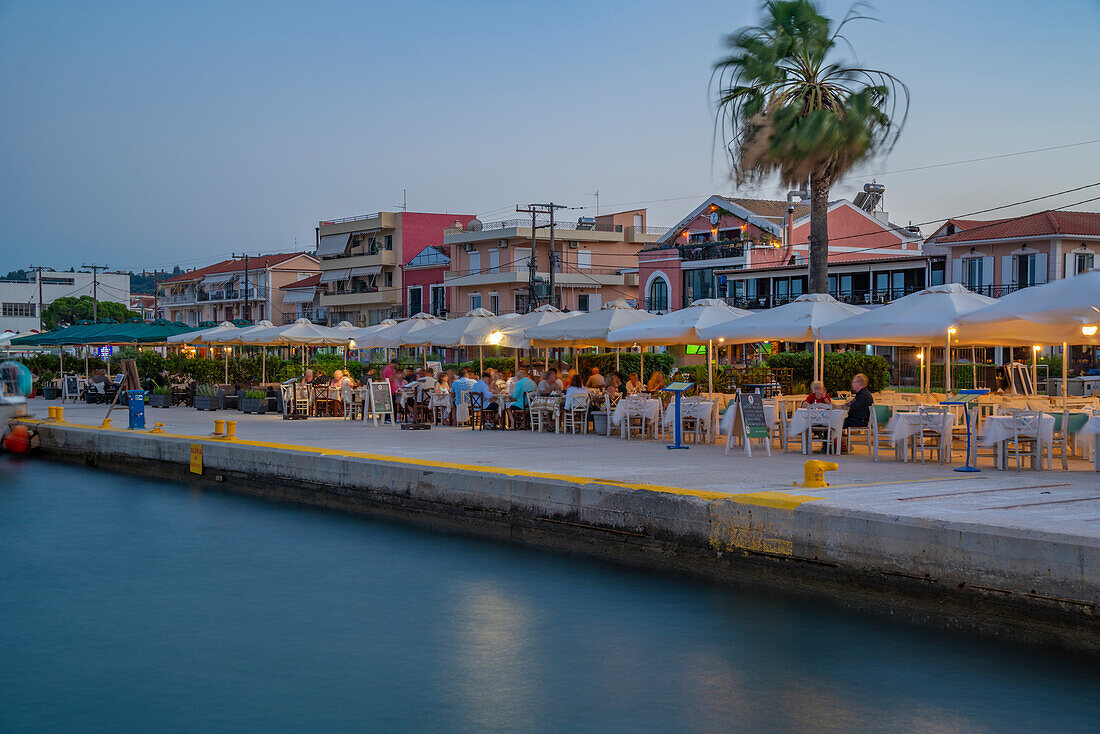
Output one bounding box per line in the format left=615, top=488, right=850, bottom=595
left=317, top=233, right=350, bottom=257
left=319, top=269, right=351, bottom=283
left=282, top=290, right=315, bottom=304
left=202, top=275, right=233, bottom=287
left=349, top=265, right=382, bottom=277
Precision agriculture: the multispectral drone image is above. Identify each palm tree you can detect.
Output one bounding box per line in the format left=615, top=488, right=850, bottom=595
left=713, top=0, right=908, bottom=293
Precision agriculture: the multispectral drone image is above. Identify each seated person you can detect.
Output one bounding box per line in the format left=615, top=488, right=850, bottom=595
left=538, top=368, right=564, bottom=394
left=646, top=370, right=667, bottom=393
left=843, top=373, right=873, bottom=428
left=801, top=380, right=832, bottom=407
left=606, top=373, right=624, bottom=397
left=509, top=370, right=536, bottom=409
left=330, top=369, right=352, bottom=390
left=625, top=372, right=643, bottom=394
left=452, top=370, right=476, bottom=403
left=564, top=374, right=589, bottom=411
left=470, top=372, right=500, bottom=426
left=585, top=367, right=606, bottom=389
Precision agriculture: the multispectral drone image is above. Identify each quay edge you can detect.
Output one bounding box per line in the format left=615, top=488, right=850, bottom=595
left=12, top=418, right=1100, bottom=653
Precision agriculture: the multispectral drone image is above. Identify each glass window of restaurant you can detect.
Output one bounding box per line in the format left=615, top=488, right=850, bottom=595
left=470, top=293, right=481, bottom=311
left=683, top=268, right=716, bottom=306
left=647, top=277, right=669, bottom=312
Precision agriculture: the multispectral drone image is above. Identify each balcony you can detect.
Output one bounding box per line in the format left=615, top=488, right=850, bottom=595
left=962, top=282, right=1024, bottom=298
left=724, top=285, right=926, bottom=310
left=320, top=249, right=397, bottom=268
left=444, top=265, right=629, bottom=288
left=679, top=240, right=746, bottom=262
left=320, top=290, right=397, bottom=308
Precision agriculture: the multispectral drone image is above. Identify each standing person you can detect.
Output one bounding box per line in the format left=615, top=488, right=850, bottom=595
left=382, top=359, right=399, bottom=394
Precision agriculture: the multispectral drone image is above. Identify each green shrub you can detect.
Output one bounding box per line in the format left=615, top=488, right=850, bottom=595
left=576, top=351, right=675, bottom=382
left=765, top=351, right=890, bottom=395
left=150, top=385, right=172, bottom=396
left=195, top=383, right=217, bottom=398
left=244, top=389, right=268, bottom=400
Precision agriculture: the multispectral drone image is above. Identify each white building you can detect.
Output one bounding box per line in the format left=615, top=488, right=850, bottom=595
left=0, top=270, right=131, bottom=334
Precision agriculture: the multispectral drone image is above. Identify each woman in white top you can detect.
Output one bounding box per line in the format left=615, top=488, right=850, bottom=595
left=564, top=374, right=589, bottom=411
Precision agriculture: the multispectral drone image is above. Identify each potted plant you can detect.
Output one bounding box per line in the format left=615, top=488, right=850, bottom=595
left=149, top=385, right=173, bottom=408
left=240, top=389, right=269, bottom=414
left=38, top=371, right=61, bottom=400
left=193, top=383, right=219, bottom=411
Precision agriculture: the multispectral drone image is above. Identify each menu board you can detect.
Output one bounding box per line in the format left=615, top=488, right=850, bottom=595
left=738, top=393, right=769, bottom=439
left=63, top=375, right=79, bottom=400
left=369, top=380, right=394, bottom=416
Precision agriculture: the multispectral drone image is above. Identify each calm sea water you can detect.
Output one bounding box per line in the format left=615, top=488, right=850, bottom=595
left=0, top=456, right=1097, bottom=734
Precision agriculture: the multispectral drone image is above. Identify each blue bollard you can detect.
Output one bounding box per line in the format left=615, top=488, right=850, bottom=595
left=127, top=390, right=146, bottom=430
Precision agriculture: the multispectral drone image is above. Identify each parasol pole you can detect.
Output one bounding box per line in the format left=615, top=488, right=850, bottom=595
left=813, top=340, right=819, bottom=384
left=514, top=348, right=518, bottom=373
left=615, top=347, right=620, bottom=372
left=262, top=348, right=266, bottom=383
left=1062, top=342, right=1068, bottom=412
left=945, top=330, right=952, bottom=395
left=1031, top=345, right=1039, bottom=396
left=544, top=348, right=549, bottom=371
left=707, top=339, right=713, bottom=396
left=639, top=346, right=644, bottom=383
left=479, top=345, right=484, bottom=375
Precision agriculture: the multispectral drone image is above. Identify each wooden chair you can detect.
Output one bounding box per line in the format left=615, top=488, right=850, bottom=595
left=468, top=391, right=487, bottom=431
left=1005, top=410, right=1042, bottom=471
left=508, top=390, right=534, bottom=430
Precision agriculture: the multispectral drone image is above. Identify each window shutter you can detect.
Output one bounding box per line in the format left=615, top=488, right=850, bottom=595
left=1002, top=255, right=1014, bottom=287
left=1064, top=252, right=1077, bottom=278
left=981, top=256, right=994, bottom=289
left=1034, top=252, right=1048, bottom=284
left=950, top=257, right=961, bottom=283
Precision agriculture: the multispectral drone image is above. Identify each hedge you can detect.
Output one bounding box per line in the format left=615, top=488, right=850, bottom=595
left=576, top=352, right=675, bottom=382
left=765, top=351, right=890, bottom=395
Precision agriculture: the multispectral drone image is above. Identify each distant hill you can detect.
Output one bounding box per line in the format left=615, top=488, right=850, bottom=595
left=128, top=267, right=183, bottom=294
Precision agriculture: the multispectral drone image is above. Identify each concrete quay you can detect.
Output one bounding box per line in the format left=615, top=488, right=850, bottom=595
left=11, top=399, right=1100, bottom=651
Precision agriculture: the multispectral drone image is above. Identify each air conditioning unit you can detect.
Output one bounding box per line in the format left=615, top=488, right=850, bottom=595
left=568, top=241, right=579, bottom=249
left=498, top=239, right=509, bottom=248
left=463, top=244, right=475, bottom=253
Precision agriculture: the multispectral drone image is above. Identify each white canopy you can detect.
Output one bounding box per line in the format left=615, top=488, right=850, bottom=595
left=525, top=299, right=655, bottom=348
left=607, top=298, right=751, bottom=346
left=955, top=269, right=1100, bottom=346
left=373, top=312, right=446, bottom=348
left=343, top=319, right=399, bottom=347
left=403, top=308, right=505, bottom=348
left=169, top=321, right=236, bottom=344
left=817, top=284, right=997, bottom=345
left=240, top=318, right=352, bottom=345
left=696, top=294, right=867, bottom=343
left=473, top=305, right=579, bottom=349
left=212, top=320, right=276, bottom=344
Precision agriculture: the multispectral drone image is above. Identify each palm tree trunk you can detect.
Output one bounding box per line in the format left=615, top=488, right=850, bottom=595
left=808, top=173, right=830, bottom=293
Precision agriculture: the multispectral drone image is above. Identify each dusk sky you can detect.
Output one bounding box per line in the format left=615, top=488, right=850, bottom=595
left=2, top=0, right=1099, bottom=271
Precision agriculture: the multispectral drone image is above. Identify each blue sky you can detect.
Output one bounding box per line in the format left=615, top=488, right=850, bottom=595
left=1, top=0, right=1098, bottom=270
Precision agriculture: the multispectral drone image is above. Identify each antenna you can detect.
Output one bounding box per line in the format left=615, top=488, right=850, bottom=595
left=587, top=190, right=599, bottom=217
left=394, top=189, right=407, bottom=212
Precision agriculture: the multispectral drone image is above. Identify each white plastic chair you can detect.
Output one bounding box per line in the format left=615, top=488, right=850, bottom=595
left=916, top=406, right=952, bottom=464
left=1006, top=410, right=1042, bottom=471
left=564, top=393, right=589, bottom=434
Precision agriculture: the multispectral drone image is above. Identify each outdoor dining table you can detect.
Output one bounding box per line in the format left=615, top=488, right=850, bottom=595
left=610, top=398, right=662, bottom=432
left=883, top=408, right=958, bottom=462
left=979, top=413, right=1057, bottom=470
left=311, top=384, right=341, bottom=417
left=1077, top=413, right=1100, bottom=471
left=429, top=392, right=452, bottom=421
left=785, top=406, right=846, bottom=453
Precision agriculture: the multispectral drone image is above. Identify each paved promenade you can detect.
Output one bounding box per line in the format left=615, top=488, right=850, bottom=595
left=25, top=399, right=1100, bottom=545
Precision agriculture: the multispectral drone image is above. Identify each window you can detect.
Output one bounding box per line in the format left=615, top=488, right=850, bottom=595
left=965, top=258, right=983, bottom=291
left=384, top=235, right=393, bottom=251
left=384, top=271, right=393, bottom=287
left=577, top=250, right=592, bottom=269
left=1016, top=253, right=1036, bottom=288
left=930, top=262, right=945, bottom=286
left=40, top=277, right=74, bottom=286
left=633, top=214, right=643, bottom=230
left=430, top=285, right=446, bottom=316
left=470, top=293, right=482, bottom=311
left=468, top=251, right=481, bottom=273
left=488, top=249, right=500, bottom=273
left=2, top=302, right=35, bottom=318
left=578, top=294, right=590, bottom=311
left=1076, top=252, right=1095, bottom=273
left=647, top=276, right=669, bottom=312
left=489, top=293, right=499, bottom=314
left=408, top=286, right=422, bottom=316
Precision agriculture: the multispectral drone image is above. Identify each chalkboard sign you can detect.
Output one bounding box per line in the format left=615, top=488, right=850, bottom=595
left=738, top=393, right=769, bottom=439
left=368, top=380, right=395, bottom=425
left=63, top=375, right=79, bottom=400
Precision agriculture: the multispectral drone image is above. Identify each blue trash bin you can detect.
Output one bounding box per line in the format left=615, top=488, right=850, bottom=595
left=128, top=390, right=146, bottom=430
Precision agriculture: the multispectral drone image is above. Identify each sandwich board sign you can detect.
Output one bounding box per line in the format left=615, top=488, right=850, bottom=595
left=727, top=392, right=771, bottom=458
left=368, top=379, right=395, bottom=427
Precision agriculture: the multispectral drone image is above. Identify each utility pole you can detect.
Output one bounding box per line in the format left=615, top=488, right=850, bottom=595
left=153, top=272, right=159, bottom=320
left=518, top=203, right=566, bottom=308
left=29, top=265, right=47, bottom=330
left=232, top=253, right=251, bottom=321
left=516, top=206, right=540, bottom=311
left=82, top=264, right=107, bottom=321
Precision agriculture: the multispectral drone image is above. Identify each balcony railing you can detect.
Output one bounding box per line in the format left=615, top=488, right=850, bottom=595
left=724, top=285, right=926, bottom=310
left=962, top=283, right=1025, bottom=298
left=679, top=241, right=746, bottom=262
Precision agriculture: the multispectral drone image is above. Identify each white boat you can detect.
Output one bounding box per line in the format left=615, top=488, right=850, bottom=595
left=0, top=362, right=30, bottom=423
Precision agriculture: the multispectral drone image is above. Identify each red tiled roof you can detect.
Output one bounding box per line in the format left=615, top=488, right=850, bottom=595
left=162, top=252, right=314, bottom=283
left=281, top=273, right=321, bottom=290
left=935, top=210, right=1100, bottom=244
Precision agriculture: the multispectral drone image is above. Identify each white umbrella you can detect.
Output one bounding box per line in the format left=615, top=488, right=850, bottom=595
left=696, top=294, right=868, bottom=382
left=472, top=305, right=579, bottom=372
left=956, top=269, right=1100, bottom=409
left=343, top=319, right=399, bottom=347
left=526, top=299, right=655, bottom=348
left=402, top=308, right=506, bottom=373
left=373, top=312, right=445, bottom=349
left=211, top=320, right=275, bottom=344
left=168, top=321, right=236, bottom=344
left=818, top=284, right=997, bottom=393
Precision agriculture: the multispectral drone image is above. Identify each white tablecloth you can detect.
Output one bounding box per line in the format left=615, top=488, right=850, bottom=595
left=979, top=414, right=1055, bottom=447
left=786, top=407, right=846, bottom=438
left=1077, top=415, right=1100, bottom=470
left=662, top=400, right=715, bottom=428
left=429, top=392, right=452, bottom=418
left=611, top=398, right=661, bottom=427
left=885, top=410, right=957, bottom=444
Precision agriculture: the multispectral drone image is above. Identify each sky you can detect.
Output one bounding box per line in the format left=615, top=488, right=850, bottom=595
left=2, top=0, right=1099, bottom=271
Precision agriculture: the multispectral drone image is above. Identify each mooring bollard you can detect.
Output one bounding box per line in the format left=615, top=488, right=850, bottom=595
left=213, top=419, right=226, bottom=437
left=150, top=423, right=165, bottom=434
left=800, top=460, right=838, bottom=488
left=55, top=406, right=64, bottom=422
left=47, top=406, right=57, bottom=420
left=101, top=417, right=113, bottom=428
left=224, top=420, right=237, bottom=440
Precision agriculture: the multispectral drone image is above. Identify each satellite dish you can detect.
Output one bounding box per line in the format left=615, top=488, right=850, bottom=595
left=466, top=218, right=483, bottom=232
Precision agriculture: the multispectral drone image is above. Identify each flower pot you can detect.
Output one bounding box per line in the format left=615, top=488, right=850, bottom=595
left=240, top=397, right=268, bottom=414
left=193, top=395, right=219, bottom=411
left=41, top=387, right=60, bottom=400
left=591, top=410, right=609, bottom=436
left=149, top=394, right=173, bottom=408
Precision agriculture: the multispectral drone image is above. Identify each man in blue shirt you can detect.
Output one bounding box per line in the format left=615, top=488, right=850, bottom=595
left=451, top=370, right=477, bottom=405
left=510, top=369, right=536, bottom=409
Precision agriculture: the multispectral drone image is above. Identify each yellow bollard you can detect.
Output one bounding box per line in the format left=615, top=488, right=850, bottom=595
left=47, top=406, right=57, bottom=420
left=101, top=417, right=113, bottom=428
left=54, top=406, right=64, bottom=422
left=224, top=420, right=237, bottom=440
left=213, top=419, right=225, bottom=437
left=801, top=460, right=838, bottom=488
left=150, top=422, right=165, bottom=434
